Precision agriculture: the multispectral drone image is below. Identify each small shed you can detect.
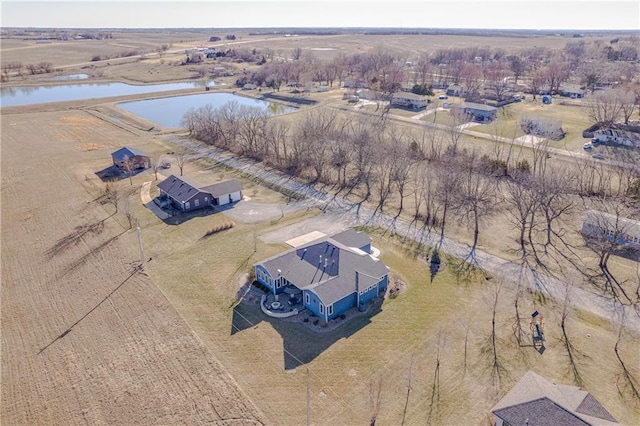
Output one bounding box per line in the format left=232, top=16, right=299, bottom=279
left=111, top=147, right=150, bottom=170
left=542, top=95, right=552, bottom=104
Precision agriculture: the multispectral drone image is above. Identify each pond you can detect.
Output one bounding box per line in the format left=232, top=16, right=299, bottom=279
left=117, top=92, right=296, bottom=128
left=0, top=80, right=218, bottom=107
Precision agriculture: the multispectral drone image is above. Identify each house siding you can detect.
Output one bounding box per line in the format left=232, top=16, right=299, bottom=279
left=329, top=293, right=357, bottom=320
left=303, top=290, right=323, bottom=318
left=216, top=190, right=242, bottom=206
left=113, top=155, right=150, bottom=170
left=163, top=191, right=211, bottom=212
left=359, top=276, right=388, bottom=305
left=255, top=265, right=292, bottom=294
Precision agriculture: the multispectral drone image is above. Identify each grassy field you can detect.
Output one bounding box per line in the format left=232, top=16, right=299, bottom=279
left=471, top=98, right=594, bottom=152
left=2, top=30, right=639, bottom=426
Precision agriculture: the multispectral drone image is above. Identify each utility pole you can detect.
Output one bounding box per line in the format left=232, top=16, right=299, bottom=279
left=306, top=367, right=311, bottom=426
left=136, top=218, right=145, bottom=269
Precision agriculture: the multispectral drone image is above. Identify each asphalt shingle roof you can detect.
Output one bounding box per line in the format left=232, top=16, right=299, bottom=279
left=491, top=371, right=620, bottom=426
left=200, top=179, right=243, bottom=197
left=111, top=147, right=147, bottom=162
left=157, top=175, right=205, bottom=203
left=256, top=230, right=388, bottom=306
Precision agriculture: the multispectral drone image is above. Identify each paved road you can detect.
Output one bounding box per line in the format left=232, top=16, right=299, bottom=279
left=165, top=134, right=640, bottom=332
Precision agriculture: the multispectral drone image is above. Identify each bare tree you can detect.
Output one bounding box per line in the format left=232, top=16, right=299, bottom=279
left=614, top=308, right=640, bottom=400
left=582, top=204, right=636, bottom=303
left=173, top=149, right=188, bottom=177
left=560, top=278, right=582, bottom=385
left=121, top=155, right=135, bottom=186
left=445, top=107, right=468, bottom=156
left=485, top=63, right=511, bottom=102
left=483, top=278, right=505, bottom=388
left=149, top=155, right=162, bottom=181
left=120, top=194, right=134, bottom=229
left=104, top=181, right=119, bottom=214
left=586, top=89, right=625, bottom=127
left=427, top=330, right=446, bottom=425
left=503, top=172, right=539, bottom=259
left=435, top=157, right=461, bottom=246
left=456, top=151, right=496, bottom=262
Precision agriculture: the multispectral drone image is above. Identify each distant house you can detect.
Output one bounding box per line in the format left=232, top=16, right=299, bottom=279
left=156, top=175, right=243, bottom=212
left=592, top=125, right=640, bottom=149
left=316, top=85, right=330, bottom=92
left=560, top=84, right=586, bottom=98
left=111, top=147, right=150, bottom=170
left=450, top=102, right=498, bottom=122
left=491, top=371, right=620, bottom=426
left=446, top=83, right=465, bottom=97
left=582, top=210, right=640, bottom=250
left=391, top=92, right=430, bottom=109
left=254, top=229, right=389, bottom=323
left=243, top=83, right=257, bottom=90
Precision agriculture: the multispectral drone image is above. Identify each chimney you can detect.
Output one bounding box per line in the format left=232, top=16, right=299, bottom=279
left=324, top=258, right=328, bottom=268
left=319, top=255, right=322, bottom=264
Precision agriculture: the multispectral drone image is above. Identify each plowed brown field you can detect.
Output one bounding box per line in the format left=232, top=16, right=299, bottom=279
left=1, top=110, right=265, bottom=425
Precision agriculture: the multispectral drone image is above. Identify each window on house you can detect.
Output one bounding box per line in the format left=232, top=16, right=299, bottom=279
left=305, top=294, right=310, bottom=305
left=185, top=201, right=190, bottom=209
left=328, top=305, right=333, bottom=316
left=194, top=199, right=200, bottom=207
left=319, top=304, right=324, bottom=314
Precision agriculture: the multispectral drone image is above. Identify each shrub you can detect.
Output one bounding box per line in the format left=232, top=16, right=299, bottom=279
left=203, top=221, right=235, bottom=237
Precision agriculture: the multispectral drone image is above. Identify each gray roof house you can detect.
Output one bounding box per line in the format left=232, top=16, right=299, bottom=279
left=111, top=147, right=150, bottom=170
left=450, top=102, right=498, bottom=122
left=391, top=92, right=430, bottom=109
left=592, top=125, right=640, bottom=149
left=560, top=83, right=587, bottom=98
left=156, top=175, right=243, bottom=212
left=491, top=371, right=620, bottom=426
left=254, top=229, right=389, bottom=323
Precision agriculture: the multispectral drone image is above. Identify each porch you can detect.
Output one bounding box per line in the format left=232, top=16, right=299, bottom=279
left=261, top=287, right=304, bottom=318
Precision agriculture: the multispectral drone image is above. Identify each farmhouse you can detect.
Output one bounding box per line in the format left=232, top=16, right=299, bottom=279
left=391, top=92, right=430, bottom=109
left=111, top=147, right=150, bottom=170
left=254, top=229, right=389, bottom=323
left=450, top=102, right=498, bottom=122
left=156, top=175, right=243, bottom=212
left=491, top=371, right=620, bottom=426
left=581, top=210, right=640, bottom=250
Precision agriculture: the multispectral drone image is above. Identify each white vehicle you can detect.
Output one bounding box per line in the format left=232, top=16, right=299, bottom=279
left=583, top=142, right=592, bottom=150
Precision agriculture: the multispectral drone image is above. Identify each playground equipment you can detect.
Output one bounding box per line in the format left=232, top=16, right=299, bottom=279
left=530, top=311, right=545, bottom=348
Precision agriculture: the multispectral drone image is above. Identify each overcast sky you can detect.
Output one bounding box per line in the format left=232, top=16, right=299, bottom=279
left=2, top=0, right=639, bottom=30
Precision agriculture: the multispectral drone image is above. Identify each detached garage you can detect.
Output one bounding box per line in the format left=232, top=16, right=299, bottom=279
left=201, top=179, right=243, bottom=206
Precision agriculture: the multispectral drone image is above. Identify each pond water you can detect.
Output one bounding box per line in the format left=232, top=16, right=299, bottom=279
left=117, top=92, right=296, bottom=128
left=0, top=80, right=217, bottom=107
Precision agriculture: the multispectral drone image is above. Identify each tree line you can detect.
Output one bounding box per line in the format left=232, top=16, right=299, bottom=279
left=183, top=101, right=639, bottom=295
